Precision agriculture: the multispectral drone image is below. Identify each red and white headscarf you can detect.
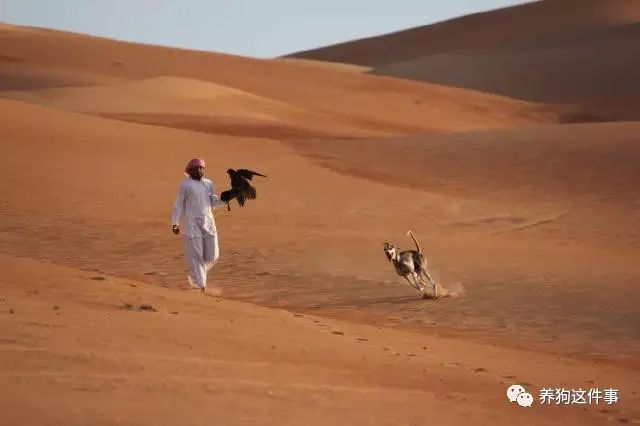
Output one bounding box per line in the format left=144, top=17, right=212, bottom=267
left=184, top=158, right=205, bottom=173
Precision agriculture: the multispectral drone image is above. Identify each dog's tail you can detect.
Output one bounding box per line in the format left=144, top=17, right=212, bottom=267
left=406, top=230, right=422, bottom=254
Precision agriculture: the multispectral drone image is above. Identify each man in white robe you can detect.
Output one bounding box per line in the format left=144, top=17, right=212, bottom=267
left=171, top=158, right=228, bottom=294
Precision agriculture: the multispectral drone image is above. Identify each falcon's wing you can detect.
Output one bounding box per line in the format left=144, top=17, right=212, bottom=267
left=245, top=183, right=257, bottom=199
left=236, top=169, right=267, bottom=180
left=230, top=174, right=245, bottom=188
left=237, top=181, right=257, bottom=200
left=236, top=189, right=246, bottom=206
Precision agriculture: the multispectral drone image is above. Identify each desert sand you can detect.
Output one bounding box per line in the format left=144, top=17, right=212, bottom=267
left=287, top=0, right=640, bottom=120
left=1, top=8, right=639, bottom=426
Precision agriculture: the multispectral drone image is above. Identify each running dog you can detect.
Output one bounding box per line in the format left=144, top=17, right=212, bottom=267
left=383, top=230, right=439, bottom=298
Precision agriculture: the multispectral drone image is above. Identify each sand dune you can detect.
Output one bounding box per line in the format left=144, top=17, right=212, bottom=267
left=0, top=76, right=378, bottom=138
left=4, top=254, right=638, bottom=425
left=273, top=57, right=370, bottom=73
left=0, top=62, right=125, bottom=91
left=2, top=97, right=638, bottom=364
left=372, top=22, right=640, bottom=109
left=1, top=97, right=639, bottom=426
left=2, top=76, right=305, bottom=116
left=285, top=0, right=640, bottom=117
left=284, top=0, right=640, bottom=66
left=0, top=22, right=576, bottom=134
left=287, top=121, right=640, bottom=207
left=1, top=15, right=640, bottom=425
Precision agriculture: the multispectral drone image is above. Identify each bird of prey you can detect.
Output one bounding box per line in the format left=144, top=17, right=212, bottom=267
left=220, top=168, right=267, bottom=211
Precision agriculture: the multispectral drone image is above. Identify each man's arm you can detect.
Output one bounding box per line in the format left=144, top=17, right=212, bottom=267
left=171, top=183, right=186, bottom=232
left=209, top=181, right=226, bottom=210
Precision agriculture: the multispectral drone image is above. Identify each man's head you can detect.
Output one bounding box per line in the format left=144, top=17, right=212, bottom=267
left=185, top=158, right=205, bottom=180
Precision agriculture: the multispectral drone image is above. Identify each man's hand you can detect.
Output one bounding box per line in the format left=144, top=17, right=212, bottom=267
left=172, top=224, right=180, bottom=235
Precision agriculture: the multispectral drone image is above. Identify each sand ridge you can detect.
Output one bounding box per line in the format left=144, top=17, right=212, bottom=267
left=1, top=8, right=639, bottom=424
left=0, top=22, right=576, bottom=134
left=286, top=0, right=640, bottom=117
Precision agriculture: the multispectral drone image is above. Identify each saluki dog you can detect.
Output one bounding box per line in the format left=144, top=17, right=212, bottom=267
left=383, top=230, right=439, bottom=298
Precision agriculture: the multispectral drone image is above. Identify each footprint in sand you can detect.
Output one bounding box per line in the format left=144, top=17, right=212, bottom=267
left=121, top=303, right=158, bottom=312
left=139, top=304, right=157, bottom=312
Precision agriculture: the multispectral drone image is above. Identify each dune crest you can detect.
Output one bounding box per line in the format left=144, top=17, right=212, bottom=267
left=285, top=0, right=640, bottom=116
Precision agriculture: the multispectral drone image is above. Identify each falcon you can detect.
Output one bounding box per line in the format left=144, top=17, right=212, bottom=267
left=220, top=168, right=267, bottom=211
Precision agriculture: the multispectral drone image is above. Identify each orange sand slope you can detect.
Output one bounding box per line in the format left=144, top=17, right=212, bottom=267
left=0, top=76, right=381, bottom=139
left=3, top=254, right=638, bottom=425
left=285, top=0, right=640, bottom=116
left=1, top=96, right=638, bottom=365
left=1, top=15, right=640, bottom=425
left=0, top=22, right=579, bottom=135
left=288, top=122, right=640, bottom=207
left=371, top=21, right=640, bottom=110
left=284, top=0, right=640, bottom=67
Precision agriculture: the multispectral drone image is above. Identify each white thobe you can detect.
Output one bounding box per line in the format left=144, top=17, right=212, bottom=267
left=171, top=177, right=226, bottom=288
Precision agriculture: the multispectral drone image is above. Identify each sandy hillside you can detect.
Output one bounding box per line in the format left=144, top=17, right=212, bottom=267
left=285, top=0, right=640, bottom=117
left=284, top=0, right=640, bottom=66
left=1, top=16, right=639, bottom=426
left=372, top=21, right=640, bottom=110
left=3, top=254, right=638, bottom=425
left=1, top=99, right=639, bottom=425
left=0, top=22, right=579, bottom=134
left=0, top=76, right=384, bottom=139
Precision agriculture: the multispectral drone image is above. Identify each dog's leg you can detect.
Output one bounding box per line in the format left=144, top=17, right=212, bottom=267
left=429, top=276, right=439, bottom=299
left=422, top=269, right=435, bottom=284
left=411, top=273, right=425, bottom=292
left=419, top=268, right=438, bottom=298
left=416, top=274, right=426, bottom=292
left=403, top=276, right=417, bottom=290
left=404, top=275, right=422, bottom=292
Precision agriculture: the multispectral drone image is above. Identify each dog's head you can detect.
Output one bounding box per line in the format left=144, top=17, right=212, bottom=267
left=383, top=242, right=397, bottom=261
